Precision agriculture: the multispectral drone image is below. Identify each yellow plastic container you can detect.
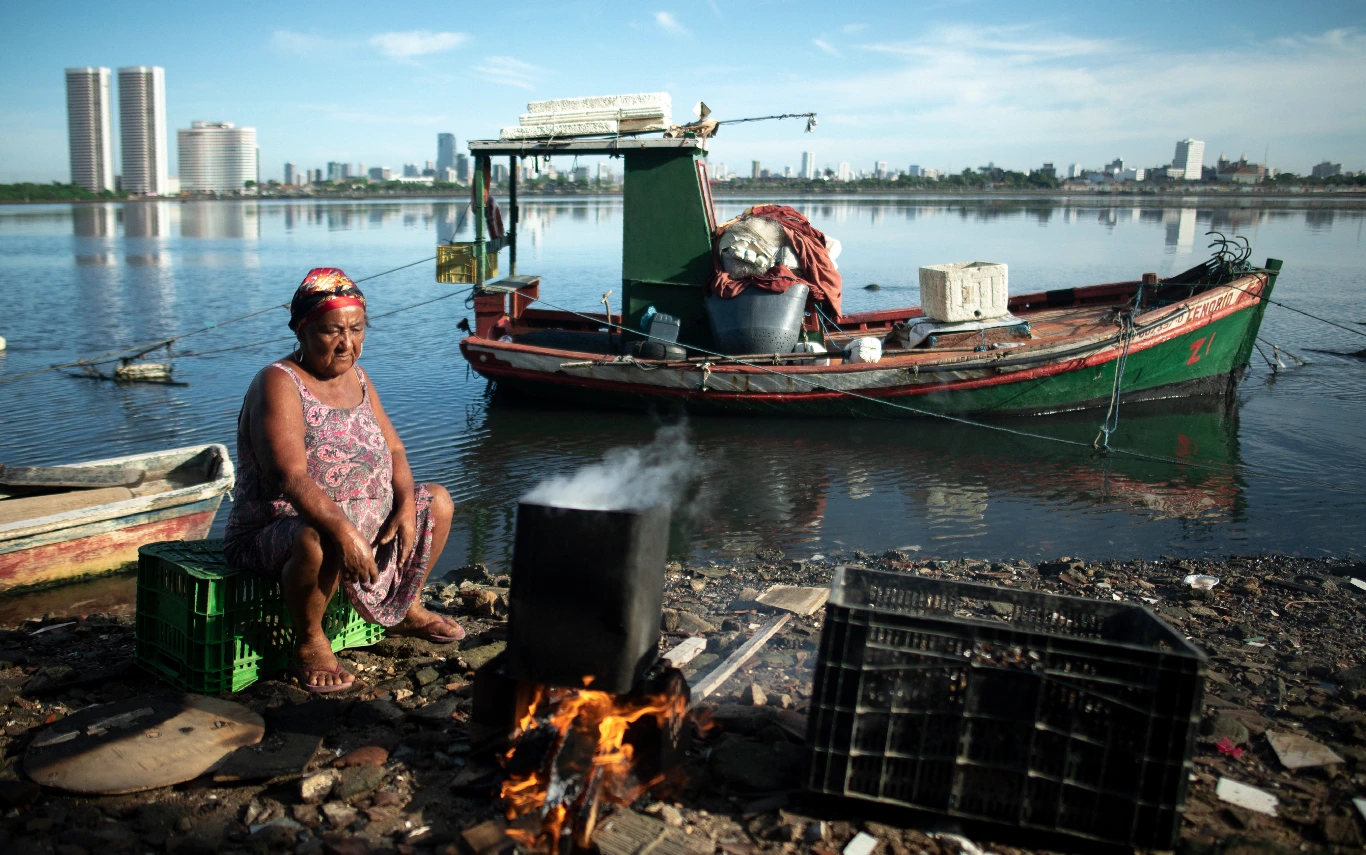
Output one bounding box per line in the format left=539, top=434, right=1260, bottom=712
left=437, top=243, right=498, bottom=284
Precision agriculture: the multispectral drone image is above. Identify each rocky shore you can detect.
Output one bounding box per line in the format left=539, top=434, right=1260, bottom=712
left=1, top=551, right=1363, bottom=855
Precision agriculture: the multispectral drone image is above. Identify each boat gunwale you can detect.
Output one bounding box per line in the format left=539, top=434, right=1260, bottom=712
left=0, top=443, right=236, bottom=543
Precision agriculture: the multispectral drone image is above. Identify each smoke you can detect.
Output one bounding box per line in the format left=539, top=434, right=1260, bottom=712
left=522, top=423, right=700, bottom=512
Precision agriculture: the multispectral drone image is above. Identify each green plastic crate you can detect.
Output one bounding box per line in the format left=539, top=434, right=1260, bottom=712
left=135, top=539, right=385, bottom=694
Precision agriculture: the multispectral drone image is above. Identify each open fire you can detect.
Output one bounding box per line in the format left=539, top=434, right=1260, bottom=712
left=499, top=670, right=692, bottom=852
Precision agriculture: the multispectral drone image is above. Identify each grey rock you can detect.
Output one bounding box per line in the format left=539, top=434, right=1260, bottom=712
left=1206, top=714, right=1250, bottom=746
left=675, top=610, right=715, bottom=635
left=332, top=765, right=386, bottom=801
left=741, top=684, right=767, bottom=706
left=459, top=642, right=506, bottom=671
left=408, top=697, right=461, bottom=726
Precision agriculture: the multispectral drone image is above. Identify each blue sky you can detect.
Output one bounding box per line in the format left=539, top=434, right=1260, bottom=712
left=2, top=0, right=1364, bottom=183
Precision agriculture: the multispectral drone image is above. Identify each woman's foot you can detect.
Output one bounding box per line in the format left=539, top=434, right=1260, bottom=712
left=292, top=635, right=354, bottom=693
left=389, top=603, right=465, bottom=643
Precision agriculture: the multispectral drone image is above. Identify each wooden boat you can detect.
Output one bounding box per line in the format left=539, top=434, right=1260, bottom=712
left=450, top=135, right=1282, bottom=418
left=0, top=444, right=234, bottom=593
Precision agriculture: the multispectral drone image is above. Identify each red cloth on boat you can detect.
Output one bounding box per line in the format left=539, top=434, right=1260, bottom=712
left=708, top=205, right=842, bottom=316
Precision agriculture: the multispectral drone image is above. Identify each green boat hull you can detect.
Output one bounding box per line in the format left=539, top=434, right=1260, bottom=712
left=467, top=266, right=1279, bottom=419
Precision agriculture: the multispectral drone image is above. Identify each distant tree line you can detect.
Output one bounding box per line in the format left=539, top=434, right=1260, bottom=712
left=0, top=183, right=125, bottom=202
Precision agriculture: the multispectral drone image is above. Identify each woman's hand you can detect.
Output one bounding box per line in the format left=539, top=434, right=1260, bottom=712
left=377, top=498, right=418, bottom=566
left=339, top=524, right=380, bottom=585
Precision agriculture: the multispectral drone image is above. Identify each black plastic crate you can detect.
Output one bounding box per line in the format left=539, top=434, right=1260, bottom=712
left=806, top=567, right=1206, bottom=850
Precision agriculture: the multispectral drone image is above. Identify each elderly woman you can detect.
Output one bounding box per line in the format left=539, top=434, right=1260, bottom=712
left=225, top=268, right=463, bottom=693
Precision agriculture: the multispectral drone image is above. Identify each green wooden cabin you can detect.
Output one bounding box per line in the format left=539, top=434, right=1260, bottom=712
left=455, top=138, right=719, bottom=347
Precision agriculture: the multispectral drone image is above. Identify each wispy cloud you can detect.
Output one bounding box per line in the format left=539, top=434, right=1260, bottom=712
left=842, top=23, right=867, bottom=35
left=795, top=25, right=1366, bottom=167
left=271, top=30, right=335, bottom=55
left=655, top=12, right=688, bottom=35
left=813, top=38, right=840, bottom=56
left=474, top=56, right=542, bottom=90
left=369, top=30, right=469, bottom=60
left=866, top=25, right=1114, bottom=60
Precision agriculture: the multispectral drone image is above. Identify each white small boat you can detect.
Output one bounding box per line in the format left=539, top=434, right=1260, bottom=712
left=0, top=444, right=235, bottom=593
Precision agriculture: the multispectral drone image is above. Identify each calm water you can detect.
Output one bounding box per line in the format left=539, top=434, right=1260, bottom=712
left=1, top=196, right=1364, bottom=613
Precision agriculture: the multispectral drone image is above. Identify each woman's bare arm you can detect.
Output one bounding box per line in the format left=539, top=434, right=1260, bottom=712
left=248, top=366, right=379, bottom=582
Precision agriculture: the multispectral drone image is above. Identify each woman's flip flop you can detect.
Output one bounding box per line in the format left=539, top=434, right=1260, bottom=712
left=292, top=661, right=356, bottom=694
left=387, top=614, right=466, bottom=644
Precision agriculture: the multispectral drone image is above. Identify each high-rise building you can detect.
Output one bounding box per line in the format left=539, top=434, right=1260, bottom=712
left=117, top=66, right=169, bottom=195
left=64, top=67, right=115, bottom=194
left=751, top=160, right=762, bottom=179
left=1067, top=163, right=1084, bottom=178
left=177, top=121, right=258, bottom=193
left=403, top=163, right=420, bottom=178
left=327, top=162, right=345, bottom=182
left=875, top=161, right=888, bottom=179
left=284, top=162, right=299, bottom=185
left=1311, top=161, right=1342, bottom=179
left=1173, top=139, right=1205, bottom=182
left=800, top=151, right=816, bottom=180
left=836, top=162, right=853, bottom=181
left=437, top=133, right=457, bottom=173
left=369, top=166, right=392, bottom=181
left=455, top=153, right=470, bottom=183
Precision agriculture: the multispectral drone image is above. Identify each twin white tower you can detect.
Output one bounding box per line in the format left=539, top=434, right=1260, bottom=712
left=65, top=66, right=257, bottom=195
left=65, top=66, right=169, bottom=195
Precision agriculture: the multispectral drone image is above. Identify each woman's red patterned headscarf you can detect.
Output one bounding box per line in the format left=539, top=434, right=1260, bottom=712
left=289, top=268, right=367, bottom=331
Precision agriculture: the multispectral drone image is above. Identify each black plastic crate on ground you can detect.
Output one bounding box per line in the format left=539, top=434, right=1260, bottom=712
left=806, top=566, right=1207, bottom=850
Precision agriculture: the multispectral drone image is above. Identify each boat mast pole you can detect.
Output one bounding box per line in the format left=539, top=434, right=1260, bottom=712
left=474, top=155, right=486, bottom=288
left=509, top=155, right=518, bottom=276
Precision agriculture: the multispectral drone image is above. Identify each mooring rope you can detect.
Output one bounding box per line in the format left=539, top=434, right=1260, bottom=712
left=0, top=255, right=441, bottom=385
left=1094, top=313, right=1137, bottom=452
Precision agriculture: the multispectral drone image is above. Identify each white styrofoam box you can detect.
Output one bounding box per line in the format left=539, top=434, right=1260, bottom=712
left=526, top=93, right=671, bottom=115
left=919, top=261, right=1009, bottom=323
left=843, top=337, right=883, bottom=364
left=499, top=121, right=619, bottom=140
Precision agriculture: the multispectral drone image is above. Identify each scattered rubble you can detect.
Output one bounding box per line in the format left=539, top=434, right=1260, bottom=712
left=0, top=552, right=1362, bottom=854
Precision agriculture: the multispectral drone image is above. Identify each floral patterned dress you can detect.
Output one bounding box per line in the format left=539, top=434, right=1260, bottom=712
left=224, top=362, right=433, bottom=627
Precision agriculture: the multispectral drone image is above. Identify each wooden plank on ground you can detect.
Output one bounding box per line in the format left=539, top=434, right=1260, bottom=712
left=755, top=585, right=830, bottom=616
left=689, top=615, right=790, bottom=700
left=662, top=637, right=707, bottom=669
left=0, top=465, right=145, bottom=489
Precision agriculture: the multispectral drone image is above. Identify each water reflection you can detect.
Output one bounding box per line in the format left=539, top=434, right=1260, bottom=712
left=72, top=204, right=116, bottom=238
left=181, top=202, right=260, bottom=239
left=444, top=397, right=1243, bottom=568
left=123, top=201, right=175, bottom=238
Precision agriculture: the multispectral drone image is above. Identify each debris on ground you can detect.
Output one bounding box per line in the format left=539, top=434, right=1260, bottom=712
left=0, top=552, right=1363, bottom=854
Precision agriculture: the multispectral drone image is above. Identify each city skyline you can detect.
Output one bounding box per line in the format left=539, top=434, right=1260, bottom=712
left=5, top=0, right=1364, bottom=185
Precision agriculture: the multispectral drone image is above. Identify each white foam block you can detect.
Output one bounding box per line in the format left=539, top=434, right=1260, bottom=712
left=499, top=121, right=619, bottom=140
left=1216, top=777, right=1278, bottom=816
left=844, top=832, right=880, bottom=855
left=920, top=261, right=1009, bottom=323
left=527, top=92, right=671, bottom=114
